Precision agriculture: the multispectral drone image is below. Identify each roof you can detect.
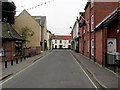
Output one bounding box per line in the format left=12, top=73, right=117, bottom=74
left=84, top=0, right=91, bottom=10
left=1, top=22, right=23, bottom=40
left=32, top=16, right=46, bottom=27
left=52, top=35, right=72, bottom=40
left=95, top=6, right=120, bottom=30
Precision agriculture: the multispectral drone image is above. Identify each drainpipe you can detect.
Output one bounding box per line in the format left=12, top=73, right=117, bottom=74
left=94, top=2, right=96, bottom=62
left=118, top=7, right=120, bottom=52
left=89, top=5, right=91, bottom=59
left=102, top=24, right=104, bottom=66
left=102, top=26, right=108, bottom=67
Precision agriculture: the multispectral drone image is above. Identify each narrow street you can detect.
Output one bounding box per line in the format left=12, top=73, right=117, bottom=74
left=2, top=50, right=101, bottom=88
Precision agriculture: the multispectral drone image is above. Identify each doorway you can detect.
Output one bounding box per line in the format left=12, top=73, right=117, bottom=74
left=107, top=38, right=116, bottom=54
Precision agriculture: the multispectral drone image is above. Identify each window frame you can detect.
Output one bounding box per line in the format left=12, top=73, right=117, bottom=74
left=91, top=39, right=94, bottom=56
left=91, top=15, right=94, bottom=32
left=60, top=40, right=62, bottom=43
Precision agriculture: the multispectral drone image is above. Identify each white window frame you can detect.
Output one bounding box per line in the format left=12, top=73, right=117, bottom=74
left=91, top=15, right=94, bottom=32
left=55, top=40, right=57, bottom=43
left=60, top=40, right=62, bottom=43
left=91, top=39, right=94, bottom=56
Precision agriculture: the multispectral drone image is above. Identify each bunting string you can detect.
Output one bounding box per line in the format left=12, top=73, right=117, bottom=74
left=2, top=0, right=55, bottom=13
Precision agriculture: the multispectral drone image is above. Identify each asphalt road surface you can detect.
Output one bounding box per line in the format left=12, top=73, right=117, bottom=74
left=2, top=50, right=101, bottom=88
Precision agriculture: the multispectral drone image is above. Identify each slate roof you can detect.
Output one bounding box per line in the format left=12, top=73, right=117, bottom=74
left=32, top=16, right=46, bottom=27
left=1, top=22, right=23, bottom=40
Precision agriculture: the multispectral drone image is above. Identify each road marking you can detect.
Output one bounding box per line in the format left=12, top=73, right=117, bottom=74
left=0, top=52, right=52, bottom=86
left=70, top=53, right=98, bottom=90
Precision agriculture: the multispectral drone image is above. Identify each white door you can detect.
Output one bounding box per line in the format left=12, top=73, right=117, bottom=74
left=107, top=38, right=116, bottom=54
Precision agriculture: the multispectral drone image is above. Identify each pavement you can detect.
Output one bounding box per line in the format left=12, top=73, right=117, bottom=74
left=70, top=50, right=120, bottom=89
left=1, top=50, right=52, bottom=81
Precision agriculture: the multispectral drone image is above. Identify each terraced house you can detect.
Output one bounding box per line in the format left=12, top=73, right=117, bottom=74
left=78, top=1, right=120, bottom=66
left=52, top=35, right=72, bottom=49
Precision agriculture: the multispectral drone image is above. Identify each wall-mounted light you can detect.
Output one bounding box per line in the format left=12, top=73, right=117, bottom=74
left=117, top=29, right=120, bottom=34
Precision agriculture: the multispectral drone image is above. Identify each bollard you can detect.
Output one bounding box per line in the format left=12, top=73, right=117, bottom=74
left=16, top=59, right=18, bottom=64
left=20, top=57, right=22, bottom=62
left=11, top=60, right=13, bottom=66
left=5, top=61, right=7, bottom=68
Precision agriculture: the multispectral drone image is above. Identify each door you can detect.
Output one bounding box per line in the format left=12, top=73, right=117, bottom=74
left=107, top=38, right=116, bottom=54
left=59, top=45, right=62, bottom=49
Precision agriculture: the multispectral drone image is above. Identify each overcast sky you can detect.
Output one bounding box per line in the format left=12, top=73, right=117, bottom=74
left=12, top=0, right=88, bottom=35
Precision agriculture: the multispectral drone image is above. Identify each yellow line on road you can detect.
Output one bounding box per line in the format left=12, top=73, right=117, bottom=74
left=70, top=53, right=98, bottom=90
left=0, top=52, right=52, bottom=86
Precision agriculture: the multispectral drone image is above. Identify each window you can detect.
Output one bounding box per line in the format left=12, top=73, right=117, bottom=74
left=68, top=45, right=71, bottom=49
left=91, top=39, right=94, bottom=56
left=60, top=40, right=62, bottom=43
left=0, top=48, right=5, bottom=56
left=55, top=40, right=57, bottom=43
left=15, top=41, right=22, bottom=56
left=91, top=15, right=94, bottom=32
left=69, top=40, right=71, bottom=43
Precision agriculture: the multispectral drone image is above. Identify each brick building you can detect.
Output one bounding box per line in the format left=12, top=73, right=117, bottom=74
left=78, top=1, right=120, bottom=66
left=1, top=22, right=23, bottom=61
left=95, top=6, right=120, bottom=66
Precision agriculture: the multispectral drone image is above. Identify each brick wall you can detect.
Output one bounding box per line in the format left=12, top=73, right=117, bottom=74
left=79, top=1, right=119, bottom=65
left=94, top=2, right=119, bottom=27
left=95, top=29, right=102, bottom=65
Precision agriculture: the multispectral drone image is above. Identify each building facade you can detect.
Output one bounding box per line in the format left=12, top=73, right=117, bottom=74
left=71, top=21, right=79, bottom=52
left=78, top=1, right=120, bottom=66
left=1, top=22, right=23, bottom=61
left=32, top=16, right=48, bottom=51
left=95, top=6, right=120, bottom=66
left=52, top=35, right=72, bottom=49
left=46, top=30, right=52, bottom=50
left=12, top=10, right=42, bottom=56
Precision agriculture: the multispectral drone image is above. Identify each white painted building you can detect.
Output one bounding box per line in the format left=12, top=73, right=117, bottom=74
left=52, top=35, right=72, bottom=49
left=71, top=21, right=79, bottom=52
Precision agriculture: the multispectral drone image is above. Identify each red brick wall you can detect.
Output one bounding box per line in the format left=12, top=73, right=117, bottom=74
left=79, top=17, right=85, bottom=54
left=79, top=2, right=119, bottom=65
left=2, top=39, right=23, bottom=61
left=94, top=2, right=119, bottom=27
left=95, top=29, right=102, bottom=65
left=84, top=3, right=91, bottom=58
left=2, top=40, right=15, bottom=61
